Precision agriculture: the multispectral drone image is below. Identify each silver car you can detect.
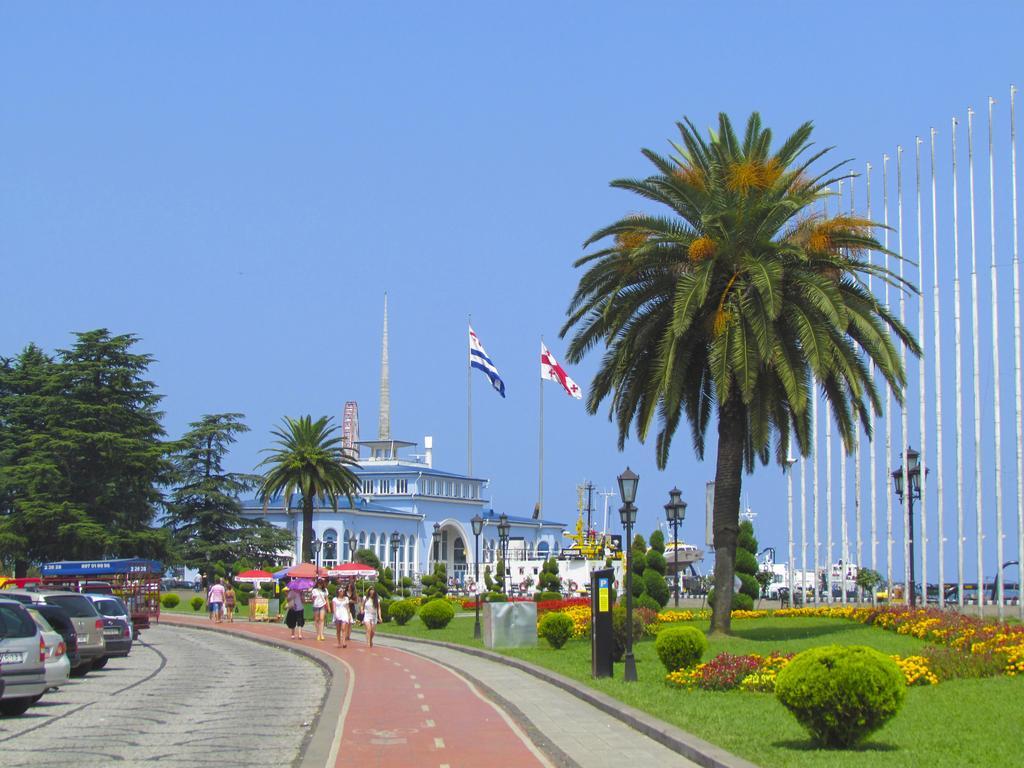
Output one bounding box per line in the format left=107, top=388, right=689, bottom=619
left=5, top=590, right=107, bottom=673
left=25, top=608, right=71, bottom=690
left=0, top=599, right=48, bottom=716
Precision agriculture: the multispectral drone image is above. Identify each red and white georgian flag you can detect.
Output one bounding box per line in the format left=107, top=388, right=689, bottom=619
left=541, top=342, right=583, bottom=400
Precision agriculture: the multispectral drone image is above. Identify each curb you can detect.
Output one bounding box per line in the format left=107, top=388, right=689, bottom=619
left=161, top=617, right=346, bottom=768
left=375, top=631, right=759, bottom=768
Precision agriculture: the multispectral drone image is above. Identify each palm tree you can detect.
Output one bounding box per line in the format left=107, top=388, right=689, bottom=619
left=256, top=415, right=360, bottom=563
left=562, top=113, right=920, bottom=635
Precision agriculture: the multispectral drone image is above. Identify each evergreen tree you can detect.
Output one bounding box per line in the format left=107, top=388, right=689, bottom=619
left=164, top=413, right=291, bottom=573
left=649, top=529, right=666, bottom=553
left=0, top=331, right=173, bottom=574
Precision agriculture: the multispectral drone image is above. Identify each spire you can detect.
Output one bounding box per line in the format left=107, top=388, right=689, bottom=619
left=378, top=293, right=391, bottom=440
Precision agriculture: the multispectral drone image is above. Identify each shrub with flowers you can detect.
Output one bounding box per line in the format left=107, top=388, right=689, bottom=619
left=536, top=597, right=590, bottom=615
left=666, top=652, right=763, bottom=691
left=739, top=653, right=793, bottom=692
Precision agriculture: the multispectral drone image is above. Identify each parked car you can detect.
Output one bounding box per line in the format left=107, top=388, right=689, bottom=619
left=32, top=603, right=80, bottom=672
left=0, top=598, right=48, bottom=716
left=25, top=608, right=70, bottom=690
left=5, top=590, right=106, bottom=674
left=86, top=595, right=132, bottom=662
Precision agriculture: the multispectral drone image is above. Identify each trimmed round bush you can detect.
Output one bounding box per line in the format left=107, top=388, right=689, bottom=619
left=734, top=547, right=759, bottom=575
left=419, top=599, right=455, bottom=630
left=645, top=549, right=667, bottom=575
left=379, top=598, right=393, bottom=623
left=655, top=626, right=707, bottom=672
left=775, top=645, right=906, bottom=748
left=538, top=612, right=574, bottom=649
left=190, top=596, right=205, bottom=612
left=390, top=600, right=417, bottom=626
left=485, top=591, right=508, bottom=602
left=161, top=593, right=181, bottom=609
left=636, top=593, right=661, bottom=613
left=642, top=569, right=670, bottom=607
left=538, top=591, right=561, bottom=601
left=708, top=588, right=755, bottom=612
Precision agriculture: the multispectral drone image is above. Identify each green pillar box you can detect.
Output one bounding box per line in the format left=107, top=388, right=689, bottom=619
left=590, top=567, right=615, bottom=678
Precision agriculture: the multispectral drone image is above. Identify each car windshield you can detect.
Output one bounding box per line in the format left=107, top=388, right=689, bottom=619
left=0, top=603, right=37, bottom=638
left=0, top=592, right=33, bottom=604
left=44, top=594, right=99, bottom=618
left=94, top=599, right=124, bottom=617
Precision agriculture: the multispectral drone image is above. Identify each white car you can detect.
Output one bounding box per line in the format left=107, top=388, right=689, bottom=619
left=25, top=608, right=70, bottom=690
left=0, top=599, right=48, bottom=716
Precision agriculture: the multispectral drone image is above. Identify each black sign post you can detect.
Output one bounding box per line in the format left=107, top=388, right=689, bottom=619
left=590, top=567, right=615, bottom=678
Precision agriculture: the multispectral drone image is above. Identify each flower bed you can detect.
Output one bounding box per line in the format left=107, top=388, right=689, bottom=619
left=666, top=650, right=938, bottom=692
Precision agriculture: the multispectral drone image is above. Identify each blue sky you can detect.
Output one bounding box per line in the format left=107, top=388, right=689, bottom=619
left=2, top=3, right=1022, bottom=579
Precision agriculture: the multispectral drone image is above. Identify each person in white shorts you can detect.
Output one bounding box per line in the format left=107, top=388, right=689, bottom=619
left=362, top=587, right=380, bottom=648
left=332, top=586, right=353, bottom=648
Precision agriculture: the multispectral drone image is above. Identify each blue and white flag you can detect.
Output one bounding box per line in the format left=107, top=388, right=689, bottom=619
left=469, top=325, right=506, bottom=398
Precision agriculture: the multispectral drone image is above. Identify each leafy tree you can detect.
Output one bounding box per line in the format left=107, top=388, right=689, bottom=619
left=256, top=415, right=360, bottom=562
left=856, top=567, right=882, bottom=604
left=0, top=332, right=173, bottom=574
left=164, top=413, right=267, bottom=574
left=649, top=529, right=666, bottom=553
left=494, top=556, right=507, bottom=593
left=483, top=564, right=494, bottom=592
left=420, top=563, right=448, bottom=601
left=354, top=547, right=381, bottom=571
left=538, top=557, right=561, bottom=593
left=562, top=113, right=918, bottom=634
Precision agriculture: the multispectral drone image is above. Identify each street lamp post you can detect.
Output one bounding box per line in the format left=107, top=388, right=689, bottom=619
left=892, top=446, right=927, bottom=607
left=664, top=487, right=687, bottom=609
left=390, top=530, right=401, bottom=599
left=497, top=513, right=510, bottom=595
left=471, top=514, right=484, bottom=639
left=618, top=467, right=639, bottom=683
left=431, top=523, right=442, bottom=573
left=347, top=532, right=358, bottom=562
left=313, top=538, right=323, bottom=576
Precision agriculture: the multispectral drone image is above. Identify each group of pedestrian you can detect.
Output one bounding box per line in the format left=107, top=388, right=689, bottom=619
left=206, top=577, right=237, bottom=624
left=286, top=578, right=380, bottom=648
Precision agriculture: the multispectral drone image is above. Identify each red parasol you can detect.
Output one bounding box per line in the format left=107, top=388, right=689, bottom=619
left=286, top=562, right=330, bottom=579
left=327, top=562, right=378, bottom=580
left=235, top=569, right=275, bottom=582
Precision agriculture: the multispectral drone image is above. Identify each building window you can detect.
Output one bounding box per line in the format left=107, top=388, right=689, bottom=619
left=380, top=478, right=391, bottom=494
left=363, top=479, right=375, bottom=495
left=323, top=529, right=338, bottom=567
left=397, top=478, right=408, bottom=494
left=471, top=483, right=479, bottom=500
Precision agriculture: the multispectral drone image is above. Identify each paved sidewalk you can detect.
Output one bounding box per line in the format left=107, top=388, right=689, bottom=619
left=376, top=634, right=701, bottom=768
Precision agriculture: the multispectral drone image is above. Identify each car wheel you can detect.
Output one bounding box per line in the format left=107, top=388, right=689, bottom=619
left=0, top=698, right=34, bottom=716
left=91, top=656, right=109, bottom=670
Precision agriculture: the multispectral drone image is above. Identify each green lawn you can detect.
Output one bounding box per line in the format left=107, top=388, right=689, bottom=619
left=378, top=614, right=1024, bottom=768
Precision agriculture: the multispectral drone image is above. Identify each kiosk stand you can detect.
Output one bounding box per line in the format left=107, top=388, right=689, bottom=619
left=590, top=567, right=614, bottom=678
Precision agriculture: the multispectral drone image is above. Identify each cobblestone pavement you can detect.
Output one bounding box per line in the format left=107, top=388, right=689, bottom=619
left=0, top=624, right=326, bottom=768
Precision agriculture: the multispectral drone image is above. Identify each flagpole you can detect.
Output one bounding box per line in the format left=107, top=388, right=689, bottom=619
left=915, top=136, right=928, bottom=608
left=953, top=116, right=966, bottom=609
left=468, top=317, right=473, bottom=477
left=988, top=96, right=1005, bottom=621
left=1010, top=84, right=1023, bottom=621
left=539, top=338, right=544, bottom=517
left=867, top=161, right=878, bottom=579
left=969, top=107, right=985, bottom=618
left=851, top=173, right=862, bottom=601
left=898, top=145, right=911, bottom=608
left=838, top=178, right=848, bottom=606
left=931, top=127, right=946, bottom=607
left=883, top=153, right=894, bottom=599
left=825, top=187, right=834, bottom=604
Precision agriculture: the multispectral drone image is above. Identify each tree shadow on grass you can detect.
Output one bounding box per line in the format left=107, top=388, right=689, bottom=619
left=731, top=622, right=865, bottom=643
left=772, top=739, right=900, bottom=753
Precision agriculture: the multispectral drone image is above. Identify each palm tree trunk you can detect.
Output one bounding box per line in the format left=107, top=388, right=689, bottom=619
left=301, top=496, right=314, bottom=563
left=710, top=396, right=746, bottom=636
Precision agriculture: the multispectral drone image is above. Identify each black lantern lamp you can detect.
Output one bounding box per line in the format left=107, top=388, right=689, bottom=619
left=471, top=514, right=484, bottom=638
left=891, top=446, right=927, bottom=607
left=431, top=522, right=442, bottom=570
left=497, top=513, right=511, bottom=594
left=347, top=531, right=358, bottom=562
left=664, top=487, right=687, bottom=608
left=390, top=530, right=402, bottom=598
left=617, top=467, right=639, bottom=682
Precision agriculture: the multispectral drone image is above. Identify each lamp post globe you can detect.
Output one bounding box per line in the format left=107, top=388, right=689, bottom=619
left=390, top=530, right=401, bottom=598
left=497, top=513, right=511, bottom=594
left=347, top=532, right=358, bottom=562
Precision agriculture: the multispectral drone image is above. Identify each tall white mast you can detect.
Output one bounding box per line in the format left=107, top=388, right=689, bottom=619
left=1010, top=84, right=1024, bottom=621
left=915, top=136, right=928, bottom=606
left=379, top=293, right=391, bottom=441
left=953, top=117, right=966, bottom=609
left=969, top=107, right=985, bottom=617
left=930, top=127, right=946, bottom=604
left=988, top=97, right=1005, bottom=620
left=867, top=161, right=878, bottom=576
left=898, top=146, right=911, bottom=606
left=883, top=154, right=894, bottom=595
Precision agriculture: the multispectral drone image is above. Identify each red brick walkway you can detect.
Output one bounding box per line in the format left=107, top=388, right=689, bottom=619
left=163, top=615, right=548, bottom=768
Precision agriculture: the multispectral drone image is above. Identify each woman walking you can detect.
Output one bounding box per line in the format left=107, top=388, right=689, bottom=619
left=285, top=584, right=306, bottom=640
left=224, top=582, right=237, bottom=623
left=207, top=578, right=225, bottom=624
left=332, top=585, right=353, bottom=647
left=362, top=586, right=380, bottom=649
left=311, top=578, right=329, bottom=641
